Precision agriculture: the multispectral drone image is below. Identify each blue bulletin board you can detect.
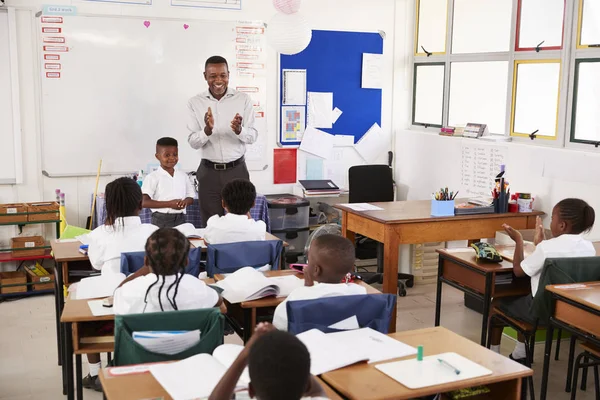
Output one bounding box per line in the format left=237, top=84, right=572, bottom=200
left=278, top=29, right=384, bottom=146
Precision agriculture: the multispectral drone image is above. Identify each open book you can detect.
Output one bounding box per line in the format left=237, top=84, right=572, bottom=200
left=174, top=223, right=205, bottom=239
left=149, top=344, right=247, bottom=400
left=215, top=267, right=304, bottom=304
left=75, top=273, right=125, bottom=300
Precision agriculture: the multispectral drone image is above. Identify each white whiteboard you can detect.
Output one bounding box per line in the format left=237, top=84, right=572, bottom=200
left=0, top=9, right=19, bottom=184
left=39, top=15, right=268, bottom=176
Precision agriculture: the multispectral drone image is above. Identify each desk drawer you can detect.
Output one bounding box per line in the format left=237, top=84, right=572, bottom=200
left=555, top=300, right=600, bottom=338
left=441, top=258, right=486, bottom=294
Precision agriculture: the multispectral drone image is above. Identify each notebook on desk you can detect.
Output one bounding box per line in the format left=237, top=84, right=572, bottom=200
left=299, top=180, right=339, bottom=191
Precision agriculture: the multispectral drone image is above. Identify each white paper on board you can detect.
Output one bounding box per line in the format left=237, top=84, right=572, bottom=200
left=332, top=107, right=343, bottom=124
left=333, top=135, right=355, bottom=147
left=362, top=53, right=384, bottom=89
left=307, top=92, right=333, bottom=129
left=282, top=69, right=307, bottom=105
left=355, top=123, right=391, bottom=163
left=299, top=126, right=334, bottom=160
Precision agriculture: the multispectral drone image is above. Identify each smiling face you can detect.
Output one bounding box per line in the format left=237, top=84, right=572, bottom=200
left=204, top=63, right=229, bottom=100
left=155, top=145, right=178, bottom=171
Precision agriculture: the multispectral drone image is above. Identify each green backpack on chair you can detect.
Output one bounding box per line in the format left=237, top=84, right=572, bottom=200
left=114, top=308, right=224, bottom=366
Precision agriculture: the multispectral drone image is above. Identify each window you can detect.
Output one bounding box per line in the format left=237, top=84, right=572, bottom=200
left=516, top=0, right=565, bottom=51
left=511, top=61, right=561, bottom=138
left=579, top=0, right=600, bottom=47
left=452, top=0, right=512, bottom=54
left=571, top=59, right=600, bottom=143
left=449, top=61, right=509, bottom=134
left=413, top=63, right=445, bottom=127
left=415, top=0, right=447, bottom=55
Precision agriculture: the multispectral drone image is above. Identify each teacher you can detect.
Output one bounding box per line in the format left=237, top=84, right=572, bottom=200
left=187, top=55, right=258, bottom=226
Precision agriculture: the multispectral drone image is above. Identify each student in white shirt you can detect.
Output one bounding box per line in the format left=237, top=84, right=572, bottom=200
left=273, top=234, right=366, bottom=331
left=87, top=177, right=158, bottom=276
left=142, top=137, right=196, bottom=228
left=83, top=177, right=158, bottom=391
left=203, top=178, right=266, bottom=244
left=114, top=228, right=221, bottom=314
left=489, top=198, right=596, bottom=362
left=210, top=323, right=329, bottom=400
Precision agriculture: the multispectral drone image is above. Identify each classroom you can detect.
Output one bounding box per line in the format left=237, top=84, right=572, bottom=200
left=1, top=0, right=600, bottom=399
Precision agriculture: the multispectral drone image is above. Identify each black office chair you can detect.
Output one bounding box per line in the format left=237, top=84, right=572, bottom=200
left=348, top=164, right=413, bottom=297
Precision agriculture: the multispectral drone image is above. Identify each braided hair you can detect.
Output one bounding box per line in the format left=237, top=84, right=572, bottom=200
left=555, top=198, right=595, bottom=234
left=221, top=178, right=256, bottom=215
left=105, top=177, right=143, bottom=227
left=143, top=228, right=190, bottom=311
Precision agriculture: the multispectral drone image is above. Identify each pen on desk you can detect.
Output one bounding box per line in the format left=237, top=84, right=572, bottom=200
left=438, top=358, right=461, bottom=375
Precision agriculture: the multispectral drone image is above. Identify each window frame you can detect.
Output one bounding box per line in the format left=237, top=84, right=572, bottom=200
left=569, top=58, right=600, bottom=145
left=412, top=62, right=446, bottom=128
left=514, top=0, right=566, bottom=52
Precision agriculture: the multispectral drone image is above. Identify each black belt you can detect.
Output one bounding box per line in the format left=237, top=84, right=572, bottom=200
left=201, top=156, right=245, bottom=171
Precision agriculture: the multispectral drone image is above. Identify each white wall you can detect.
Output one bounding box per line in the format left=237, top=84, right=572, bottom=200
left=1, top=0, right=401, bottom=242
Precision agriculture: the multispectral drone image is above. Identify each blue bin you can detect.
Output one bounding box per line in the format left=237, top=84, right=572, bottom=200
left=431, top=200, right=455, bottom=217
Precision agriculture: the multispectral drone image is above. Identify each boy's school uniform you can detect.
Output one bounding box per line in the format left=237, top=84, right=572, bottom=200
left=142, top=167, right=196, bottom=214
left=272, top=283, right=367, bottom=331
left=203, top=213, right=266, bottom=244
left=521, top=234, right=596, bottom=296
left=86, top=216, right=158, bottom=276
left=113, top=272, right=219, bottom=314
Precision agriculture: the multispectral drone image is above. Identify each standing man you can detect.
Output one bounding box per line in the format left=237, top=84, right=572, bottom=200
left=187, top=56, right=258, bottom=226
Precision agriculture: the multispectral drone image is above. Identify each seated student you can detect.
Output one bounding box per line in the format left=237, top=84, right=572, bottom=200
left=272, top=234, right=366, bottom=331
left=114, top=228, right=222, bottom=314
left=490, top=198, right=596, bottom=362
left=87, top=177, right=158, bottom=276
left=203, top=178, right=266, bottom=244
left=141, top=137, right=195, bottom=228
left=209, top=322, right=329, bottom=400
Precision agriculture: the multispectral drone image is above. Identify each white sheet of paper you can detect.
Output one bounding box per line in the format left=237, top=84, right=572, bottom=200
left=375, top=352, right=493, bottom=389
left=355, top=123, right=391, bottom=163
left=75, top=274, right=125, bottom=300
left=269, top=275, right=305, bottom=298
left=212, top=344, right=250, bottom=385
left=175, top=223, right=205, bottom=238
left=328, top=315, right=360, bottom=330
left=328, top=328, right=417, bottom=363
left=331, top=107, right=343, bottom=124
left=333, top=134, right=355, bottom=147
left=362, top=53, right=384, bottom=89
left=307, top=92, right=333, bottom=129
left=339, top=203, right=384, bottom=211
left=299, top=127, right=335, bottom=160
left=87, top=300, right=115, bottom=316
left=133, top=330, right=201, bottom=356
left=282, top=69, right=307, bottom=105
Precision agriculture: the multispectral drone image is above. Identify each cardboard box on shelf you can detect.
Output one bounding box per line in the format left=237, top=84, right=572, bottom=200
left=0, top=271, right=27, bottom=294
left=11, top=236, right=46, bottom=257
left=0, top=203, right=28, bottom=224
left=26, top=202, right=60, bottom=222
left=24, top=265, right=54, bottom=292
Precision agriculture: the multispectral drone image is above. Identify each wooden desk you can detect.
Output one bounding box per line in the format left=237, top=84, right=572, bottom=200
left=336, top=200, right=542, bottom=332
left=436, top=248, right=531, bottom=345
left=99, top=366, right=342, bottom=400
left=540, top=282, right=600, bottom=400
left=215, top=270, right=380, bottom=342
left=322, top=326, right=532, bottom=400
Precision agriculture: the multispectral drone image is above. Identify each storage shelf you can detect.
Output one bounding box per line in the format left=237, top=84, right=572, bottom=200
left=0, top=289, right=54, bottom=299
left=0, top=250, right=53, bottom=262
left=0, top=219, right=60, bottom=227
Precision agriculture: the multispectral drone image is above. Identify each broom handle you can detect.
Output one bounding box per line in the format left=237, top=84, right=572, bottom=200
left=89, top=160, right=102, bottom=230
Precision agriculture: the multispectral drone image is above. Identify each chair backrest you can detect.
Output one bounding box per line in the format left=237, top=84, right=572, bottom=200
left=120, top=247, right=202, bottom=277
left=286, top=294, right=397, bottom=335
left=532, top=256, right=600, bottom=323
left=114, top=308, right=224, bottom=366
left=348, top=165, right=394, bottom=204
left=205, top=240, right=283, bottom=278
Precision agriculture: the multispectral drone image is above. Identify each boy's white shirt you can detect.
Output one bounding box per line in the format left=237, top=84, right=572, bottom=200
left=203, top=213, right=266, bottom=244
left=521, top=234, right=596, bottom=296
left=272, top=282, right=367, bottom=331
left=142, top=167, right=196, bottom=214
left=113, top=272, right=219, bottom=314
left=86, top=216, right=158, bottom=275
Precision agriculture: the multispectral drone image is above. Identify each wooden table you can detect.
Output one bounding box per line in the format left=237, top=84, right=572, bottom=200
left=435, top=248, right=531, bottom=345
left=99, top=366, right=342, bottom=400
left=336, top=200, right=542, bottom=332
left=321, top=326, right=532, bottom=400
left=540, top=281, right=600, bottom=400
left=214, top=270, right=380, bottom=343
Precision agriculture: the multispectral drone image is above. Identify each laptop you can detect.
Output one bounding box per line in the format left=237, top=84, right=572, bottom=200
left=299, top=180, right=339, bottom=191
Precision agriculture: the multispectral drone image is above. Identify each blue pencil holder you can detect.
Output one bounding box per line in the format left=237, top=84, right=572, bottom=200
left=431, top=200, right=455, bottom=217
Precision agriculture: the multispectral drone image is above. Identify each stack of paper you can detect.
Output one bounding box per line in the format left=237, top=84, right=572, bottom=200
left=215, top=267, right=304, bottom=303
left=132, top=330, right=201, bottom=355
left=75, top=273, right=125, bottom=300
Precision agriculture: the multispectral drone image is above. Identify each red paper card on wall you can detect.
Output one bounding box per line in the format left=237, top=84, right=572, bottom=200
left=273, top=148, right=297, bottom=184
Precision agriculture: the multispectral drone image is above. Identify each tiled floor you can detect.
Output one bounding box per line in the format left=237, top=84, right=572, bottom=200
left=0, top=283, right=595, bottom=399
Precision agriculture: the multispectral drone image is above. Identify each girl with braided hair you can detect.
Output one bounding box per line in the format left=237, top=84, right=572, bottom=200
left=113, top=228, right=221, bottom=314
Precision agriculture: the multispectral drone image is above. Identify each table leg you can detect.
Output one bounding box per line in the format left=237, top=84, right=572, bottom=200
left=243, top=308, right=252, bottom=344
left=62, top=316, right=68, bottom=395
left=435, top=256, right=443, bottom=326
left=383, top=228, right=399, bottom=333
left=340, top=211, right=355, bottom=244
left=540, top=321, right=555, bottom=400
left=480, top=273, right=493, bottom=346
left=75, top=355, right=82, bottom=400
left=55, top=260, right=63, bottom=367
left=65, top=322, right=74, bottom=400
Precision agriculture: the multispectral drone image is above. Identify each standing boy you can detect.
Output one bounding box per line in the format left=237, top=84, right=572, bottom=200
left=142, top=137, right=195, bottom=228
